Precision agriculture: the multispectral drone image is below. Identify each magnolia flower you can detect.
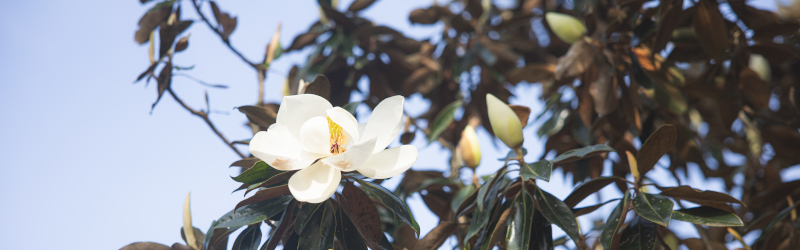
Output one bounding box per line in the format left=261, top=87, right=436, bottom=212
left=486, top=93, right=524, bottom=149
left=249, top=94, right=418, bottom=203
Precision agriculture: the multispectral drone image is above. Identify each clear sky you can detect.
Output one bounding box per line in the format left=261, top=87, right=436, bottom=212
left=0, top=0, right=788, bottom=249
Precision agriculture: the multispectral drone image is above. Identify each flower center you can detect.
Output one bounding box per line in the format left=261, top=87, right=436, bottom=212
left=327, top=117, right=349, bottom=155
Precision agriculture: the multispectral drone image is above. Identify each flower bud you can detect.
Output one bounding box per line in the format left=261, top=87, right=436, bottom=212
left=459, top=125, right=481, bottom=170
left=486, top=94, right=524, bottom=149
left=545, top=12, right=586, bottom=44
left=749, top=54, right=770, bottom=82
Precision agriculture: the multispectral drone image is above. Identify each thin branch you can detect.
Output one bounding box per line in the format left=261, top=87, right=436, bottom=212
left=168, top=88, right=247, bottom=158
left=189, top=0, right=257, bottom=68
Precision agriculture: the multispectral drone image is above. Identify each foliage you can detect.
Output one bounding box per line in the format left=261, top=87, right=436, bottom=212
left=125, top=0, right=800, bottom=249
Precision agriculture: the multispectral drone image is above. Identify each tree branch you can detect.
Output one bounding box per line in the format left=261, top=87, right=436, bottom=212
left=190, top=0, right=257, bottom=68
left=168, top=88, right=247, bottom=158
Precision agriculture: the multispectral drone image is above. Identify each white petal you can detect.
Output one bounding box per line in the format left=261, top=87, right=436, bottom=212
left=362, top=96, right=405, bottom=153
left=322, top=137, right=377, bottom=172
left=300, top=116, right=333, bottom=156
left=277, top=94, right=333, bottom=139
left=249, top=125, right=311, bottom=170
left=326, top=107, right=360, bottom=142
left=288, top=161, right=341, bottom=203
left=357, top=145, right=418, bottom=179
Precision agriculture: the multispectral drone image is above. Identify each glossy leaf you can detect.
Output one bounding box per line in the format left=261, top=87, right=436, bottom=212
left=564, top=176, right=628, bottom=207
left=619, top=216, right=657, bottom=250
left=632, top=192, right=673, bottom=227
left=231, top=161, right=282, bottom=185
left=334, top=207, right=368, bottom=250
left=572, top=198, right=621, bottom=217
left=601, top=191, right=632, bottom=250
left=428, top=100, right=462, bottom=144
left=234, top=184, right=290, bottom=212
left=294, top=202, right=323, bottom=235
left=530, top=209, right=554, bottom=249
left=231, top=224, right=261, bottom=250
left=551, top=144, right=615, bottom=164
left=244, top=171, right=292, bottom=195
left=353, top=178, right=420, bottom=233
left=520, top=160, right=552, bottom=182
left=341, top=182, right=384, bottom=249
left=203, top=222, right=240, bottom=250
left=213, top=195, right=292, bottom=228
left=476, top=167, right=508, bottom=212
left=507, top=189, right=533, bottom=250
left=535, top=187, right=581, bottom=247
left=636, top=124, right=676, bottom=176
left=262, top=200, right=296, bottom=250
left=298, top=201, right=335, bottom=250
left=671, top=206, right=744, bottom=227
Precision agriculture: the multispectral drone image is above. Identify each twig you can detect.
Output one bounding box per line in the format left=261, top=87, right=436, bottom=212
left=168, top=88, right=247, bottom=158
left=189, top=0, right=257, bottom=68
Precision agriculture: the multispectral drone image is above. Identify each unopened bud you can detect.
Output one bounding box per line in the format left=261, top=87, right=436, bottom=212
left=459, top=125, right=481, bottom=170
left=545, top=12, right=586, bottom=44
left=486, top=94, right=524, bottom=149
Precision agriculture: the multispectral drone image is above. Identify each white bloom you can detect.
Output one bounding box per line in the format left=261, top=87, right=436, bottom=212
left=249, top=94, right=418, bottom=203
left=486, top=93, right=524, bottom=149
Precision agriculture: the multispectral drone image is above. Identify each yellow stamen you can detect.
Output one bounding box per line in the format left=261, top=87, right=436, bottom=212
left=327, top=117, right=349, bottom=154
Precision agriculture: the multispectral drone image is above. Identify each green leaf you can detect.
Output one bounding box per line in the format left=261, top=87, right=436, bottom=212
left=507, top=189, right=534, bottom=250
left=632, top=193, right=673, bottom=227
left=451, top=184, right=477, bottom=213
left=619, top=216, right=657, bottom=250
left=551, top=144, right=615, bottom=164
left=231, top=224, right=261, bottom=250
left=671, top=206, right=744, bottom=227
left=520, top=160, right=552, bottom=182
left=476, top=167, right=508, bottom=211
left=601, top=191, right=632, bottom=250
left=427, top=100, right=462, bottom=144
left=244, top=171, right=292, bottom=195
left=538, top=108, right=569, bottom=137
left=213, top=195, right=292, bottom=228
left=334, top=208, right=368, bottom=250
left=535, top=187, right=582, bottom=247
left=294, top=202, right=323, bottom=235
left=231, top=161, right=282, bottom=185
left=352, top=178, right=420, bottom=233
left=564, top=176, right=628, bottom=208
left=298, top=201, right=336, bottom=250
left=756, top=202, right=800, bottom=243
left=341, top=101, right=361, bottom=115
left=263, top=200, right=296, bottom=250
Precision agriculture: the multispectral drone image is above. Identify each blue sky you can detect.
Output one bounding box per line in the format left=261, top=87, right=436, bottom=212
left=0, top=0, right=788, bottom=249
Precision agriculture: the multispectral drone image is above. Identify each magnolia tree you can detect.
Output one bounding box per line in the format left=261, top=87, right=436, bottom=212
left=124, top=0, right=800, bottom=249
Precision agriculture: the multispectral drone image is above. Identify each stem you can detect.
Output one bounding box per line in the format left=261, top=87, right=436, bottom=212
left=189, top=0, right=256, bottom=68
left=168, top=88, right=247, bottom=158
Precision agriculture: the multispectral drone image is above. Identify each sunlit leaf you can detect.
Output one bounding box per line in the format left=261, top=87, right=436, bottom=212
left=632, top=192, right=673, bottom=227
left=535, top=187, right=581, bottom=247
left=601, top=191, right=631, bottom=250
left=551, top=144, right=615, bottom=164
left=671, top=206, right=743, bottom=227
left=520, top=160, right=552, bottom=182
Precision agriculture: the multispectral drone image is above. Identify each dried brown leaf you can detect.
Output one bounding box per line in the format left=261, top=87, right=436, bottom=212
left=555, top=39, right=594, bottom=80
